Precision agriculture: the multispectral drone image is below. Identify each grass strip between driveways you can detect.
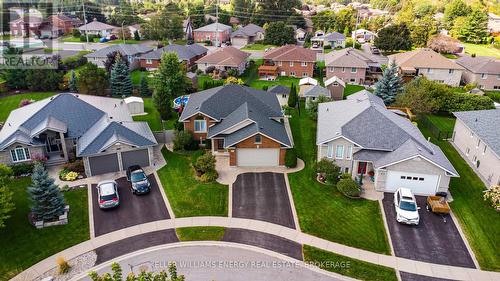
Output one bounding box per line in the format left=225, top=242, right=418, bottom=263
left=176, top=226, right=226, bottom=241
left=0, top=92, right=56, bottom=122
left=157, top=148, right=228, bottom=217
left=0, top=178, right=89, bottom=281
left=418, top=122, right=500, bottom=271
left=303, top=245, right=398, bottom=281
left=288, top=104, right=390, bottom=255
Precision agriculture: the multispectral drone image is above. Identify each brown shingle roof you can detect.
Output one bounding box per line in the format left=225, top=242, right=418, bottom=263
left=324, top=48, right=371, bottom=68
left=456, top=55, right=500, bottom=74
left=388, top=48, right=464, bottom=70
left=196, top=46, right=250, bottom=67
left=263, top=45, right=317, bottom=62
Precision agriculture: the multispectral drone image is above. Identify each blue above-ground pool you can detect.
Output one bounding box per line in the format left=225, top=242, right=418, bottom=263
left=173, top=95, right=190, bottom=110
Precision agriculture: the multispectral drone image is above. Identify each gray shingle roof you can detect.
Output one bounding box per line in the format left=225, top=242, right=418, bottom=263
left=85, top=44, right=153, bottom=58
left=194, top=22, right=231, bottom=32
left=78, top=20, right=116, bottom=31
left=231, top=24, right=264, bottom=38
left=456, top=55, right=500, bottom=74
left=303, top=85, right=330, bottom=98
left=267, top=85, right=290, bottom=95
left=141, top=44, right=207, bottom=60
left=453, top=109, right=500, bottom=156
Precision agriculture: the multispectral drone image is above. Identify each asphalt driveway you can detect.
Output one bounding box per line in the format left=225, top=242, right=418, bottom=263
left=91, top=174, right=170, bottom=236
left=223, top=228, right=303, bottom=261
left=383, top=193, right=475, bottom=268
left=232, top=172, right=295, bottom=229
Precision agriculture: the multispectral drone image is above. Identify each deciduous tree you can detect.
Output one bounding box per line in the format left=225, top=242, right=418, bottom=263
left=263, top=21, right=295, bottom=45
left=0, top=164, right=14, bottom=229
left=374, top=23, right=412, bottom=52
left=152, top=53, right=186, bottom=120
left=77, top=63, right=109, bottom=96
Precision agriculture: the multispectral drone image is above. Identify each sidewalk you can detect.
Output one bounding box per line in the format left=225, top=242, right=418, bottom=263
left=13, top=217, right=500, bottom=281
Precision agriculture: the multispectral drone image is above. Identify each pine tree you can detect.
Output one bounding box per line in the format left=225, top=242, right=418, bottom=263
left=140, top=74, right=150, bottom=97
left=133, top=30, right=141, bottom=41
left=110, top=53, right=133, bottom=97
left=69, top=70, right=77, bottom=92
left=28, top=163, right=65, bottom=221
left=374, top=61, right=403, bottom=105
left=458, top=8, right=488, bottom=44
left=287, top=84, right=298, bottom=108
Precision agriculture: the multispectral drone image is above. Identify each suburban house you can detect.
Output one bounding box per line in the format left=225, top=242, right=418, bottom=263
left=37, top=14, right=81, bottom=38
left=85, top=44, right=154, bottom=70
left=230, top=24, right=265, bottom=46
left=78, top=19, right=117, bottom=37
left=0, top=94, right=157, bottom=177
left=452, top=110, right=500, bottom=186
left=9, top=15, right=43, bottom=37
left=311, top=31, right=346, bottom=49
left=488, top=13, right=500, bottom=34
left=193, top=22, right=232, bottom=45
left=196, top=46, right=250, bottom=74
left=267, top=85, right=291, bottom=106
left=140, top=44, right=208, bottom=70
left=388, top=48, right=464, bottom=87
left=316, top=90, right=458, bottom=195
left=456, top=55, right=500, bottom=90
left=324, top=76, right=346, bottom=101
left=179, top=85, right=293, bottom=167
left=352, top=29, right=376, bottom=42
left=324, top=48, right=387, bottom=85
left=258, top=45, right=317, bottom=78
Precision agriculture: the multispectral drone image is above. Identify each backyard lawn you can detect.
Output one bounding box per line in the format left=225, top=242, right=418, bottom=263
left=462, top=43, right=500, bottom=58
left=418, top=120, right=500, bottom=271
left=131, top=97, right=164, bottom=131
left=176, top=227, right=226, bottom=241
left=287, top=104, right=390, bottom=254
left=131, top=70, right=152, bottom=85
left=0, top=178, right=89, bottom=280
left=157, top=148, right=228, bottom=217
left=424, top=114, right=456, bottom=132
left=0, top=92, right=55, bottom=122
left=344, top=84, right=365, bottom=97
left=241, top=43, right=275, bottom=51
left=303, top=245, right=397, bottom=281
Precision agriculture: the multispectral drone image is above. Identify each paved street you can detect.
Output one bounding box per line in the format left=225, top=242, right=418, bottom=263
left=400, top=272, right=455, bottom=281
left=82, top=244, right=346, bottom=281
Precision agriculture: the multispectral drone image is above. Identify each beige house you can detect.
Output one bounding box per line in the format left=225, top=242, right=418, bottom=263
left=316, top=90, right=458, bottom=195
left=452, top=110, right=500, bottom=186
left=196, top=47, right=250, bottom=74
left=456, top=55, right=500, bottom=91
left=388, top=48, right=464, bottom=87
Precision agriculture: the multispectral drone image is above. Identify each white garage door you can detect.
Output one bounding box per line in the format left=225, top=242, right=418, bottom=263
left=236, top=148, right=280, bottom=167
left=231, top=37, right=248, bottom=47
left=385, top=171, right=439, bottom=195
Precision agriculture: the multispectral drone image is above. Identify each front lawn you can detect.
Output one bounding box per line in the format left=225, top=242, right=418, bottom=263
left=241, top=43, right=275, bottom=51
left=344, top=84, right=365, bottom=97
left=176, top=227, right=226, bottom=241
left=157, top=148, right=228, bottom=217
left=60, top=36, right=84, bottom=43
left=0, top=178, right=89, bottom=280
left=131, top=97, right=164, bottom=131
left=462, top=43, right=500, bottom=58
left=417, top=123, right=500, bottom=271
left=0, top=92, right=55, bottom=122
left=303, top=245, right=397, bottom=281
left=288, top=105, right=390, bottom=254
left=107, top=39, right=142, bottom=45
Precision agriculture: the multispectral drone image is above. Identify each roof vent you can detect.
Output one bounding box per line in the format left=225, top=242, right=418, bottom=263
left=114, top=104, right=117, bottom=108
left=475, top=118, right=478, bottom=122
left=109, top=116, right=113, bottom=119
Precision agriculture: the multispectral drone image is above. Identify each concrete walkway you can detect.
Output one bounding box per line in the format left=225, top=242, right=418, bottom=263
left=13, top=217, right=500, bottom=281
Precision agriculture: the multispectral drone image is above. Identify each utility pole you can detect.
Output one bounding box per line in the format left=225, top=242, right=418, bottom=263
left=121, top=21, right=126, bottom=44
left=82, top=0, right=89, bottom=49
left=215, top=0, right=219, bottom=48
left=353, top=10, right=359, bottom=48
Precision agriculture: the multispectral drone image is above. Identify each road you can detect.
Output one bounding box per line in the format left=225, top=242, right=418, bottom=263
left=77, top=244, right=350, bottom=281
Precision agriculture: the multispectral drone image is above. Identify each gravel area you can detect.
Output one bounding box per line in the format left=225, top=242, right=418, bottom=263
left=36, top=251, right=97, bottom=281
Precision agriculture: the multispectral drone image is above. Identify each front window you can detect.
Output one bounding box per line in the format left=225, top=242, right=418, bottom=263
left=11, top=147, right=31, bottom=162
left=346, top=145, right=352, bottom=160
left=328, top=66, right=334, bottom=72
left=301, top=62, right=307, bottom=67
left=278, top=61, right=282, bottom=66
left=290, top=61, right=294, bottom=66
left=146, top=59, right=152, bottom=64
left=194, top=119, right=207, bottom=132
left=335, top=145, right=344, bottom=159
left=327, top=143, right=334, bottom=158
left=290, top=71, right=296, bottom=76
left=481, top=73, right=487, bottom=79
left=302, top=72, right=308, bottom=77
left=255, top=135, right=262, bottom=144
left=351, top=67, right=357, bottom=73
left=427, top=68, right=432, bottom=73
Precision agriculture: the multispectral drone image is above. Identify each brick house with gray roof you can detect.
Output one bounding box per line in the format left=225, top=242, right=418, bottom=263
left=85, top=44, right=154, bottom=70
left=0, top=94, right=157, bottom=177
left=179, top=85, right=292, bottom=167
left=316, top=90, right=458, bottom=195
left=140, top=44, right=208, bottom=70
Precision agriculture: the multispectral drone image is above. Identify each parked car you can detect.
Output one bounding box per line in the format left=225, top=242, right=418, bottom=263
left=394, top=188, right=420, bottom=225
left=126, top=165, right=151, bottom=194
left=97, top=180, right=119, bottom=209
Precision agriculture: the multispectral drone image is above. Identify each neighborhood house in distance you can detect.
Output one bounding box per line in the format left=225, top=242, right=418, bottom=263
left=0, top=94, right=157, bottom=177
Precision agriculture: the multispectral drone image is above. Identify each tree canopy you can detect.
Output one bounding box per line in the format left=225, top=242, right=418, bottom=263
left=263, top=21, right=295, bottom=45
left=374, top=23, right=412, bottom=52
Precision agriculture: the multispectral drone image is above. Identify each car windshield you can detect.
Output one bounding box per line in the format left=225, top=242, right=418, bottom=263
left=400, top=201, right=417, bottom=211
left=131, top=172, right=146, bottom=182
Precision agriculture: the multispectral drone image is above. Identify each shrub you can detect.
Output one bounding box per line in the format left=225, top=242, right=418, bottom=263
left=227, top=69, right=239, bottom=77
left=285, top=149, right=297, bottom=168
left=314, top=158, right=341, bottom=185
left=18, top=99, right=33, bottom=107
left=484, top=185, right=500, bottom=211
left=72, top=29, right=81, bottom=38
left=196, top=69, right=203, bottom=75
left=337, top=178, right=361, bottom=198
left=205, top=66, right=216, bottom=74
left=64, top=171, right=79, bottom=181
left=441, top=93, right=495, bottom=112
left=11, top=163, right=34, bottom=176
left=486, top=91, right=500, bottom=103
left=262, top=85, right=268, bottom=91
left=61, top=51, right=88, bottom=70
left=200, top=170, right=219, bottom=183
left=63, top=160, right=85, bottom=174
left=193, top=152, right=216, bottom=174
left=173, top=130, right=194, bottom=151
left=323, top=44, right=332, bottom=50
left=56, top=256, right=71, bottom=274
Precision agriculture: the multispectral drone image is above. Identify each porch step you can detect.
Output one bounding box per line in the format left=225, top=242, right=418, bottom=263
left=45, top=157, right=66, bottom=167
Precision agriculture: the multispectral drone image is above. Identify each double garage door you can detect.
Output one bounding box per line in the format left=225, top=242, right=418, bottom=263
left=88, top=149, right=150, bottom=176
left=236, top=148, right=280, bottom=167
left=385, top=171, right=439, bottom=195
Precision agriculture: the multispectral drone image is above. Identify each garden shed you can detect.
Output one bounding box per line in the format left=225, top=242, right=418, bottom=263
left=124, top=96, right=144, bottom=115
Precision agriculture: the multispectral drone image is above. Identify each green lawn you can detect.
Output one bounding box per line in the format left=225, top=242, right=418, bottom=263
left=241, top=43, right=275, bottom=51
left=303, top=245, right=397, bottom=281
left=173, top=39, right=187, bottom=45
left=0, top=92, right=55, bottom=122
left=418, top=121, right=500, bottom=271
left=424, top=114, right=456, bottom=132
left=107, top=39, right=142, bottom=45
left=485, top=91, right=500, bottom=103
left=157, top=148, right=228, bottom=217
left=240, top=59, right=263, bottom=85
left=344, top=84, right=365, bottom=98
left=60, top=36, right=84, bottom=43
left=288, top=105, right=390, bottom=254
left=0, top=178, right=89, bottom=280
left=132, top=98, right=164, bottom=131
left=249, top=76, right=301, bottom=90
left=131, top=70, right=151, bottom=85
left=462, top=43, right=500, bottom=58
left=176, top=227, right=226, bottom=241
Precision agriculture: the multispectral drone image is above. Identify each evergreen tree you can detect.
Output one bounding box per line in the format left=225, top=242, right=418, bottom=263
left=458, top=8, right=489, bottom=44
left=0, top=164, right=14, bottom=229
left=288, top=84, right=298, bottom=108
left=374, top=23, right=412, bottom=52
left=69, top=70, right=78, bottom=92
left=140, top=74, right=150, bottom=97
left=110, top=53, right=133, bottom=97
left=28, top=163, right=65, bottom=221
left=374, top=61, right=403, bottom=105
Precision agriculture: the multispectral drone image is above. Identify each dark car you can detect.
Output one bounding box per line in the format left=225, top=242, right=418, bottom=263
left=126, top=165, right=151, bottom=194
left=370, top=46, right=380, bottom=55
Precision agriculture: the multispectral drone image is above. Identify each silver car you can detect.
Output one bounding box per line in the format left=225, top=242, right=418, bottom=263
left=97, top=180, right=120, bottom=209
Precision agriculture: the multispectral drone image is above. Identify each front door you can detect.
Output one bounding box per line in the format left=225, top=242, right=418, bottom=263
left=357, top=162, right=367, bottom=174
left=217, top=139, right=224, bottom=151
left=45, top=135, right=61, bottom=153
